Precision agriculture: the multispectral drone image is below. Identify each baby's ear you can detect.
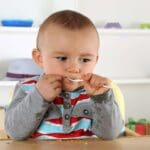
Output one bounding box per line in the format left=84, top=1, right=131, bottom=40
left=32, top=48, right=43, bottom=68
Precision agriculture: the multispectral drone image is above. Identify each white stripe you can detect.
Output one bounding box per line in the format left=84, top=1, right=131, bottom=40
left=37, top=118, right=92, bottom=134
left=35, top=134, right=97, bottom=140
left=75, top=98, right=91, bottom=105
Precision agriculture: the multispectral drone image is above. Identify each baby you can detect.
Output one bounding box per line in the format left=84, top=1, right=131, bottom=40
left=5, top=10, right=124, bottom=140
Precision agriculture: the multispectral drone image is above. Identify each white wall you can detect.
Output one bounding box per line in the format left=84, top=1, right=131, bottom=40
left=94, top=31, right=150, bottom=78
left=1, top=0, right=149, bottom=27
left=78, top=0, right=150, bottom=28
left=0, top=0, right=77, bottom=26
left=119, top=84, right=150, bottom=120
left=0, top=0, right=50, bottom=26
left=0, top=29, right=37, bottom=78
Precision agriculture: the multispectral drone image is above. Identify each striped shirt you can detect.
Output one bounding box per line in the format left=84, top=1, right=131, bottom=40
left=31, top=87, right=96, bottom=139
left=5, top=76, right=124, bottom=140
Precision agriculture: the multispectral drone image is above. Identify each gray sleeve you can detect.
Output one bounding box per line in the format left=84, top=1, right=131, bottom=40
left=91, top=89, right=125, bottom=140
left=4, top=83, right=51, bottom=140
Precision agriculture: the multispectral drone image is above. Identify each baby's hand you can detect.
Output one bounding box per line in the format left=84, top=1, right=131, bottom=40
left=82, top=73, right=111, bottom=96
left=36, top=74, right=62, bottom=102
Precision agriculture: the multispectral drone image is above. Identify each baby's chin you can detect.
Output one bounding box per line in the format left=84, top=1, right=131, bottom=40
left=62, top=84, right=81, bottom=92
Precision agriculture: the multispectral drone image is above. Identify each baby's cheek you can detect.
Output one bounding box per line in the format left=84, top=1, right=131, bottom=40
left=81, top=66, right=95, bottom=74
left=45, top=69, right=64, bottom=76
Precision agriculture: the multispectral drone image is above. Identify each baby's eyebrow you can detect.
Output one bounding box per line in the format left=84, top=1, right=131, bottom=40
left=80, top=53, right=96, bottom=57
left=52, top=51, right=96, bottom=57
left=52, top=52, right=66, bottom=55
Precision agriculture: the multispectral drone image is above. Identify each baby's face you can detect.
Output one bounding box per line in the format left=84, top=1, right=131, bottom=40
left=36, top=25, right=99, bottom=91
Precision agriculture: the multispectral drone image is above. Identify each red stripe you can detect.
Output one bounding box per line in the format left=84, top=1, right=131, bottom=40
left=54, top=94, right=90, bottom=106
left=32, top=129, right=93, bottom=139
left=70, top=117, right=85, bottom=124
left=22, top=80, right=37, bottom=84
left=46, top=117, right=86, bottom=125
left=71, top=94, right=90, bottom=105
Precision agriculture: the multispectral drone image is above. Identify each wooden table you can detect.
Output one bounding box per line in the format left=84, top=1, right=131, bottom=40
left=0, top=136, right=150, bottom=150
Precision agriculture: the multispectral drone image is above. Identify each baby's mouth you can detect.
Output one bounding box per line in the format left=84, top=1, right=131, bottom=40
left=65, top=77, right=83, bottom=82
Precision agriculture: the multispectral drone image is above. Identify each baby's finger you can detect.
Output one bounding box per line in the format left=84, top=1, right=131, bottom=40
left=43, top=74, right=62, bottom=82
left=84, top=81, right=96, bottom=95
left=51, top=81, right=62, bottom=89
left=102, top=84, right=111, bottom=89
left=55, top=87, right=62, bottom=95
left=90, top=76, right=109, bottom=87
left=95, top=86, right=109, bottom=95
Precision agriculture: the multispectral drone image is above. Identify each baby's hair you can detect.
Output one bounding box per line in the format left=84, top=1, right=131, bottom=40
left=36, top=10, right=98, bottom=49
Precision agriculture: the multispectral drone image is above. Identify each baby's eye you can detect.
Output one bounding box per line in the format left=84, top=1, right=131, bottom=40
left=56, top=56, right=67, bottom=61
left=80, top=58, right=91, bottom=63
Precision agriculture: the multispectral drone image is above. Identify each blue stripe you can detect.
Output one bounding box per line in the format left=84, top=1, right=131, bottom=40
left=70, top=92, right=80, bottom=99
left=72, top=118, right=91, bottom=131
left=69, top=89, right=86, bottom=99
left=21, top=84, right=35, bottom=92
left=37, top=118, right=91, bottom=134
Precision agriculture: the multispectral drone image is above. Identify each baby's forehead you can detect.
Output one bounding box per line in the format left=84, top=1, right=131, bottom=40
left=40, top=24, right=99, bottom=42
left=37, top=24, right=99, bottom=51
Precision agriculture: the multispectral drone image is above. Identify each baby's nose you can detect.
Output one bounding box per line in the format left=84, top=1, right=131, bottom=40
left=66, top=66, right=80, bottom=73
left=66, top=61, right=80, bottom=73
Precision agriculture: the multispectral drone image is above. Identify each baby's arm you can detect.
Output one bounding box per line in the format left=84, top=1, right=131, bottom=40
left=91, top=89, right=124, bottom=140
left=5, top=74, right=62, bottom=140
left=5, top=83, right=51, bottom=140
left=83, top=73, right=124, bottom=139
